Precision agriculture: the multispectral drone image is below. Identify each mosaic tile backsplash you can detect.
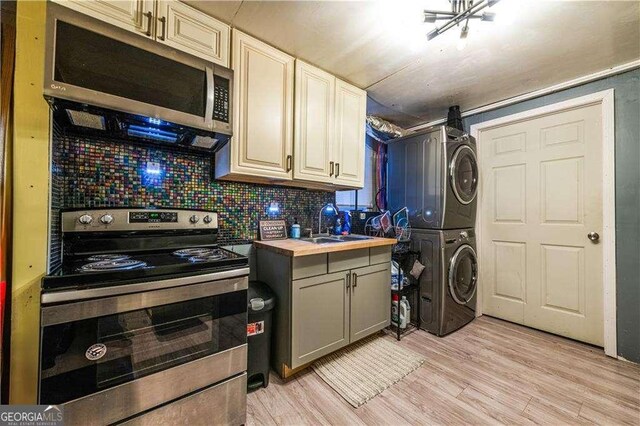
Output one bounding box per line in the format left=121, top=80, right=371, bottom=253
left=51, top=128, right=335, bottom=245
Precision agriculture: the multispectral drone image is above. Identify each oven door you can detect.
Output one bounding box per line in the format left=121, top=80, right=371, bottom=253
left=40, top=275, right=247, bottom=424
left=44, top=3, right=232, bottom=134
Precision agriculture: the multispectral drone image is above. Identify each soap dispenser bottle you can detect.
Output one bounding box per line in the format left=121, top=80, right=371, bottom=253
left=290, top=218, right=301, bottom=239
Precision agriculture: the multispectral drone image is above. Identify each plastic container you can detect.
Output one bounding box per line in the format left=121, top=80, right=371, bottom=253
left=247, top=281, right=276, bottom=390
left=400, top=296, right=410, bottom=329
left=339, top=211, right=351, bottom=234
left=391, top=261, right=403, bottom=290
left=290, top=218, right=301, bottom=239
left=391, top=294, right=400, bottom=324
left=333, top=218, right=342, bottom=235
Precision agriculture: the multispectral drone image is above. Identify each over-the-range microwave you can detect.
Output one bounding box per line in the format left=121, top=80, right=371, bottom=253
left=44, top=3, right=233, bottom=149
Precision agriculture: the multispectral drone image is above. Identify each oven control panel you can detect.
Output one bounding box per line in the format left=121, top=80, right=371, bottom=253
left=62, top=209, right=218, bottom=232
left=129, top=211, right=178, bottom=223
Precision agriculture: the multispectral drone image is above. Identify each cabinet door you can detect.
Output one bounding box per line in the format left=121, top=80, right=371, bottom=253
left=291, top=272, right=349, bottom=368
left=229, top=30, right=294, bottom=180
left=350, top=263, right=391, bottom=343
left=293, top=61, right=335, bottom=184
left=155, top=0, right=230, bottom=66
left=52, top=0, right=155, bottom=37
left=334, top=79, right=367, bottom=188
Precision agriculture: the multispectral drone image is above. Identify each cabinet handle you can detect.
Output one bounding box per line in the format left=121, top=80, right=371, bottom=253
left=335, top=163, right=340, bottom=178
left=158, top=16, right=166, bottom=41
left=144, top=11, right=153, bottom=37
left=286, top=155, right=292, bottom=172
left=352, top=273, right=357, bottom=289
left=329, top=161, right=334, bottom=177
left=346, top=272, right=350, bottom=291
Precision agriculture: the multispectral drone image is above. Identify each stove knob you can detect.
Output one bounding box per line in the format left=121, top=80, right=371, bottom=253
left=100, top=214, right=114, bottom=225
left=78, top=214, right=93, bottom=225
left=203, top=215, right=212, bottom=224
left=189, top=215, right=200, bottom=224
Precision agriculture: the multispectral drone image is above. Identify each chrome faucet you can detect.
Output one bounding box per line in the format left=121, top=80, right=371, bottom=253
left=318, top=203, right=338, bottom=235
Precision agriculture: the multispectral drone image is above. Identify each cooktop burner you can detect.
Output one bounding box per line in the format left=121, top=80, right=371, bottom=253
left=87, top=254, right=132, bottom=262
left=188, top=253, right=226, bottom=263
left=173, top=248, right=222, bottom=258
left=79, top=259, right=148, bottom=273
left=173, top=247, right=229, bottom=263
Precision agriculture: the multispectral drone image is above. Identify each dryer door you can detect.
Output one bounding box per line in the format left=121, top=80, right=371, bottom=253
left=449, top=145, right=478, bottom=205
left=448, top=244, right=478, bottom=305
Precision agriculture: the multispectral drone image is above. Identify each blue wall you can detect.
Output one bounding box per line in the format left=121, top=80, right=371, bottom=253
left=463, top=69, right=640, bottom=363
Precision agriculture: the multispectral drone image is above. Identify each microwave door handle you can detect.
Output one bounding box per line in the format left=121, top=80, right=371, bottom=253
left=204, top=66, right=214, bottom=129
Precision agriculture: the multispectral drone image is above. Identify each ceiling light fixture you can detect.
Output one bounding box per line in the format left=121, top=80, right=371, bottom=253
left=424, top=0, right=500, bottom=42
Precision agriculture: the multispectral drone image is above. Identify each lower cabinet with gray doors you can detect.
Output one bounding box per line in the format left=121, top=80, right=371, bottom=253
left=256, top=246, right=391, bottom=378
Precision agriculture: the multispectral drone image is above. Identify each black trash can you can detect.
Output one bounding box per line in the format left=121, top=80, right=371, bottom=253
left=247, top=280, right=276, bottom=390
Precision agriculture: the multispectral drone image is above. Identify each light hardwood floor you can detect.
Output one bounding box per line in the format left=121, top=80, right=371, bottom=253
left=247, top=316, right=640, bottom=425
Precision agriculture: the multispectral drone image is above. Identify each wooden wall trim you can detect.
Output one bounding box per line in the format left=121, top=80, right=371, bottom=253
left=1, top=0, right=17, bottom=404
left=9, top=0, right=50, bottom=403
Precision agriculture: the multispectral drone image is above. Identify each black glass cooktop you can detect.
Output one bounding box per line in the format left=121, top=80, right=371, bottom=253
left=42, top=246, right=248, bottom=292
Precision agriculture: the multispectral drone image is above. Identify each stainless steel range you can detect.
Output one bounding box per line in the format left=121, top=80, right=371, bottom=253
left=40, top=208, right=248, bottom=425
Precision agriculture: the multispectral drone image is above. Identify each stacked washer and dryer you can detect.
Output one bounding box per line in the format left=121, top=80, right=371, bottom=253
left=388, top=126, right=479, bottom=336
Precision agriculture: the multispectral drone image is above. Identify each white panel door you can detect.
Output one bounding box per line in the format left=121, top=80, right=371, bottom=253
left=229, top=30, right=294, bottom=180
left=480, top=104, right=604, bottom=346
left=294, top=61, right=335, bottom=184
left=334, top=79, right=367, bottom=188
left=53, top=0, right=155, bottom=37
left=156, top=0, right=230, bottom=66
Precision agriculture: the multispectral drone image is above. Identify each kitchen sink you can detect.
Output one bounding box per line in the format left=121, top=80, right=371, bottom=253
left=300, top=237, right=346, bottom=244
left=334, top=235, right=374, bottom=241
left=299, top=234, right=374, bottom=244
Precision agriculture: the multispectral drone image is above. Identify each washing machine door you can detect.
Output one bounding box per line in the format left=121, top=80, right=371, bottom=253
left=449, top=145, right=478, bottom=205
left=448, top=244, right=478, bottom=305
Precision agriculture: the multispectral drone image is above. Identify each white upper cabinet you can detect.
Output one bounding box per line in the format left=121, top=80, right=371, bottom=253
left=216, top=29, right=294, bottom=181
left=155, top=0, right=230, bottom=66
left=52, top=0, right=230, bottom=67
left=51, top=0, right=155, bottom=36
left=334, top=79, right=367, bottom=188
left=294, top=61, right=366, bottom=189
left=294, top=60, right=336, bottom=184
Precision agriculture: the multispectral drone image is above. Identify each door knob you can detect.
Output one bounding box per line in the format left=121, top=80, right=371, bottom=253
left=587, top=232, right=600, bottom=243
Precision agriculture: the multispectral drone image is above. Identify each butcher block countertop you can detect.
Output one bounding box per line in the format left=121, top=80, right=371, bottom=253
left=254, top=236, right=397, bottom=257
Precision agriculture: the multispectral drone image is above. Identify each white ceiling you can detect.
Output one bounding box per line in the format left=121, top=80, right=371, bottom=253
left=185, top=0, right=640, bottom=128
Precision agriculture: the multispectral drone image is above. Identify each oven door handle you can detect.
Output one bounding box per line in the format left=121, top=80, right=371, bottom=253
left=42, top=270, right=249, bottom=326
